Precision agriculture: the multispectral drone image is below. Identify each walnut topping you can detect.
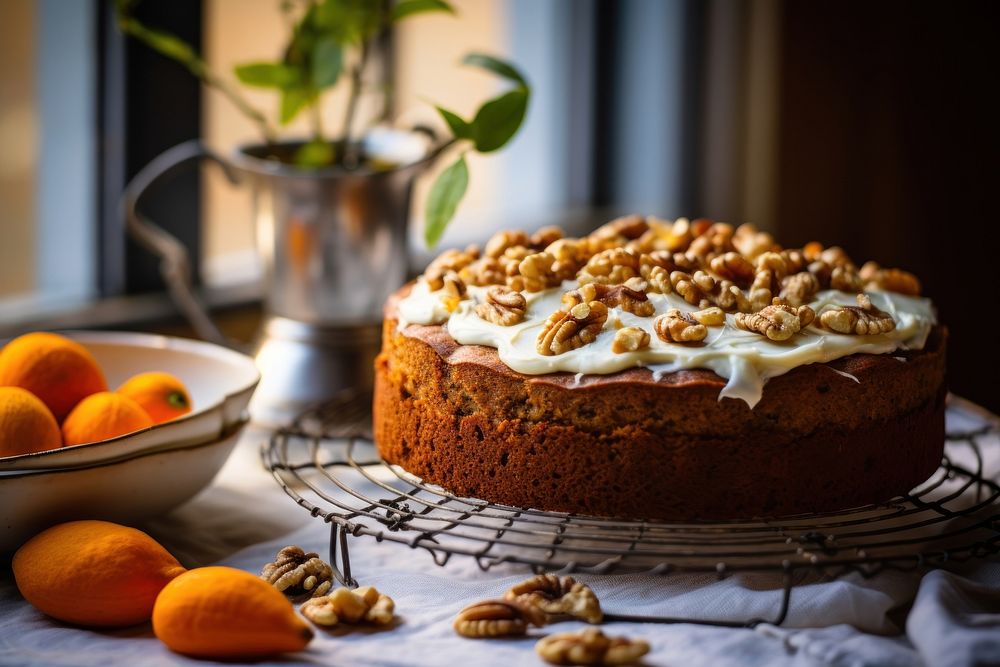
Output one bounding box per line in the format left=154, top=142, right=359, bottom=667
left=578, top=248, right=641, bottom=285
left=260, top=546, right=333, bottom=601
left=779, top=271, right=820, bottom=306
left=562, top=280, right=654, bottom=317
left=590, top=214, right=649, bottom=243
left=476, top=286, right=527, bottom=326
left=454, top=599, right=545, bottom=638
left=514, top=252, right=562, bottom=292
left=536, top=628, right=651, bottom=666
left=537, top=301, right=609, bottom=355
left=672, top=270, right=750, bottom=312
left=530, top=225, right=564, bottom=250
left=485, top=230, right=530, bottom=258
left=505, top=574, right=604, bottom=624
left=749, top=251, right=790, bottom=311
left=611, top=326, right=651, bottom=354
left=819, top=293, right=896, bottom=335
left=300, top=586, right=395, bottom=627
left=654, top=309, right=707, bottom=343
left=425, top=246, right=479, bottom=290
left=732, top=223, right=776, bottom=260
left=690, top=306, right=726, bottom=326
left=440, top=272, right=467, bottom=313
left=860, top=261, right=921, bottom=296
left=734, top=299, right=816, bottom=341
left=710, top=251, right=755, bottom=286
left=459, top=256, right=505, bottom=286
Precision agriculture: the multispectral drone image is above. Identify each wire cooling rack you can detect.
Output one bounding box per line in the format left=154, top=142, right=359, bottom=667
left=261, top=392, right=1000, bottom=627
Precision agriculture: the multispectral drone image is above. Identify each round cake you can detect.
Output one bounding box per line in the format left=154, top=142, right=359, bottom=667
left=373, top=217, right=946, bottom=520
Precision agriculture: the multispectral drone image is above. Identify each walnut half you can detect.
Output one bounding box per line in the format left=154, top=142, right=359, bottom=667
left=536, top=628, right=651, bottom=666
left=819, top=293, right=896, bottom=335
left=260, top=545, right=333, bottom=601
left=537, top=301, right=609, bottom=355
left=653, top=309, right=707, bottom=344
left=734, top=299, right=815, bottom=341
left=505, top=574, right=603, bottom=624
left=476, top=286, right=527, bottom=326
left=300, top=586, right=395, bottom=627
left=454, top=599, right=546, bottom=638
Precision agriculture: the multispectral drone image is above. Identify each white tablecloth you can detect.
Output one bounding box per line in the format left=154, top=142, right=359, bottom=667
left=2, top=402, right=999, bottom=667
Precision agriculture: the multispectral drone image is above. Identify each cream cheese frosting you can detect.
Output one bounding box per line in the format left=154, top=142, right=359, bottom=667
left=396, top=279, right=936, bottom=408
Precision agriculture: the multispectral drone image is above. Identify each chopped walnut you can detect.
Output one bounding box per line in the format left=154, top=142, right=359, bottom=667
left=732, top=223, right=776, bottom=259
left=590, top=214, right=649, bottom=243
left=819, top=293, right=896, bottom=335
left=860, top=261, right=921, bottom=296
left=537, top=301, right=609, bottom=355
left=578, top=248, right=641, bottom=285
left=627, top=216, right=693, bottom=253
left=425, top=245, right=479, bottom=290
left=690, top=306, right=726, bottom=326
left=672, top=270, right=749, bottom=312
left=505, top=574, right=604, bottom=624
left=476, top=286, right=527, bottom=326
left=734, top=299, right=816, bottom=341
left=300, top=586, right=396, bottom=628
left=530, top=225, right=564, bottom=249
left=779, top=271, right=820, bottom=306
left=453, top=599, right=545, bottom=638
left=516, top=252, right=562, bottom=292
left=654, top=309, right=707, bottom=343
left=536, top=628, right=650, bottom=666
left=562, top=280, right=654, bottom=317
left=687, top=222, right=736, bottom=260
left=820, top=245, right=856, bottom=269
left=440, top=271, right=467, bottom=313
left=830, top=265, right=863, bottom=292
left=485, top=229, right=530, bottom=258
left=645, top=265, right=672, bottom=294
left=749, top=251, right=790, bottom=311
left=459, top=256, right=506, bottom=286
left=611, top=326, right=650, bottom=354
left=260, top=545, right=333, bottom=601
left=709, top=251, right=755, bottom=286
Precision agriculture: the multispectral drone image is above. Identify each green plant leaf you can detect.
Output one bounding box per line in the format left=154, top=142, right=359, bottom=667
left=294, top=139, right=336, bottom=168
left=435, top=105, right=472, bottom=140
left=315, top=0, right=384, bottom=44
left=391, top=0, right=455, bottom=22
left=234, top=62, right=300, bottom=89
left=120, top=20, right=203, bottom=73
left=462, top=52, right=527, bottom=87
left=311, top=37, right=343, bottom=88
left=470, top=89, right=528, bottom=152
left=280, top=88, right=313, bottom=124
left=424, top=154, right=469, bottom=247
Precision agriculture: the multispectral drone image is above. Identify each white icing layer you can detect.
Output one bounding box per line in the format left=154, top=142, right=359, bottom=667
left=397, top=279, right=936, bottom=408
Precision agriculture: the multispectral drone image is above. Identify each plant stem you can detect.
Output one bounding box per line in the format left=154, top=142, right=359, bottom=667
left=310, top=95, right=324, bottom=142
left=340, top=40, right=370, bottom=168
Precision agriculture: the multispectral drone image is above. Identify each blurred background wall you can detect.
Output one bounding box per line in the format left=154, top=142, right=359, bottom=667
left=1, top=0, right=998, bottom=410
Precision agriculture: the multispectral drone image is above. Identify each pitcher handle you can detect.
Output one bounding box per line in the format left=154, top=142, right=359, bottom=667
left=120, top=140, right=241, bottom=348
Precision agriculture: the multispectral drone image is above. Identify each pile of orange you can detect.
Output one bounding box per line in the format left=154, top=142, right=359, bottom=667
left=0, top=332, right=193, bottom=457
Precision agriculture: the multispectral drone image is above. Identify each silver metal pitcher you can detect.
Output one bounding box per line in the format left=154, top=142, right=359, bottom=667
left=123, top=128, right=443, bottom=425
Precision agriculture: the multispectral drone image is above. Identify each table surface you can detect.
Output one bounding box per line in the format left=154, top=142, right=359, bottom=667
left=2, top=400, right=999, bottom=667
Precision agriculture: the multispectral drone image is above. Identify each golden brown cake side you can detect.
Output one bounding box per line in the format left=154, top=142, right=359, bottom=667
left=373, top=289, right=947, bottom=520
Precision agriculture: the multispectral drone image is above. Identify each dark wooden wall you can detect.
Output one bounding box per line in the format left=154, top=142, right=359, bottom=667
left=774, top=1, right=1000, bottom=413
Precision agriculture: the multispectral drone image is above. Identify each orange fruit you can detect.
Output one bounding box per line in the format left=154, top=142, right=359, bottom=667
left=0, top=386, right=62, bottom=456
left=153, top=566, right=314, bottom=658
left=12, top=520, right=186, bottom=627
left=61, top=392, right=154, bottom=445
left=0, top=332, right=108, bottom=422
left=116, top=371, right=192, bottom=424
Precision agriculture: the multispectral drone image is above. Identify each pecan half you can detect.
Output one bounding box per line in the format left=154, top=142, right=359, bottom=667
left=819, top=293, right=896, bottom=335
left=734, top=299, right=816, bottom=341
left=260, top=545, right=333, bottom=601
left=505, top=574, right=603, bottom=624
left=562, top=279, right=654, bottom=317
left=536, top=628, right=650, bottom=666
left=454, top=599, right=545, bottom=638
left=300, top=586, right=395, bottom=628
left=653, top=309, right=707, bottom=343
left=476, top=286, right=527, bottom=326
left=537, top=301, right=609, bottom=355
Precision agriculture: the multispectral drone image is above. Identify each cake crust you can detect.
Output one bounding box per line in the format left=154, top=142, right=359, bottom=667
left=373, top=285, right=948, bottom=520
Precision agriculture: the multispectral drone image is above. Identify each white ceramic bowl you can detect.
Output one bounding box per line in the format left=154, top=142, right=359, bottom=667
left=0, top=423, right=245, bottom=551
left=0, top=331, right=259, bottom=473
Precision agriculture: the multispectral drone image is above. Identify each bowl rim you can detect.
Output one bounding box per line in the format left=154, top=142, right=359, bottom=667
left=0, top=330, right=259, bottom=466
